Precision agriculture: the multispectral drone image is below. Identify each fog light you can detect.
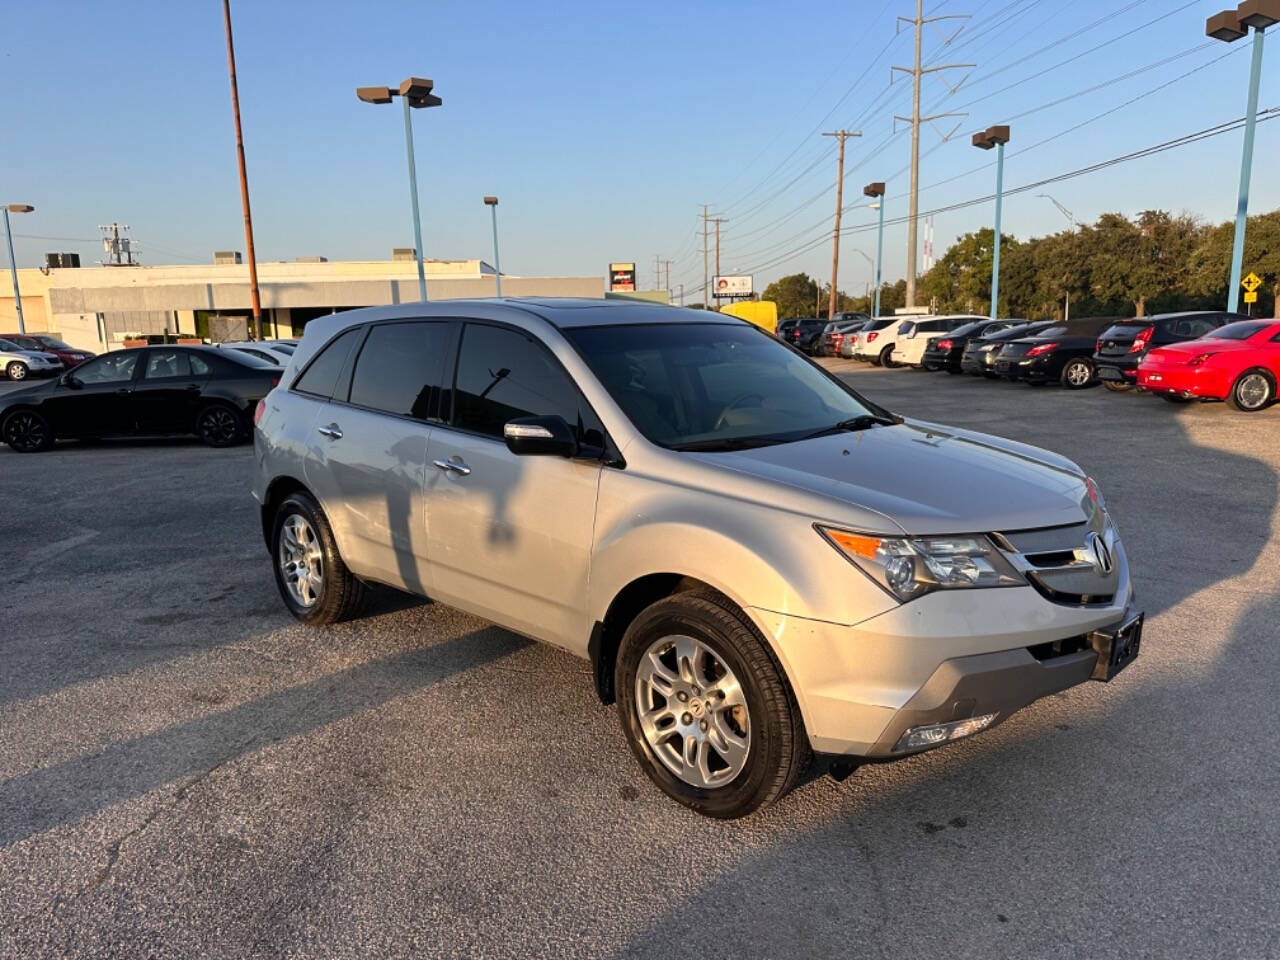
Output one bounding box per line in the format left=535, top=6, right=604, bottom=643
left=894, top=713, right=998, bottom=752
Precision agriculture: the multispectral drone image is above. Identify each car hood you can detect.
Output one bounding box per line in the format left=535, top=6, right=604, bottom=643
left=693, top=420, right=1089, bottom=534
left=0, top=378, right=57, bottom=410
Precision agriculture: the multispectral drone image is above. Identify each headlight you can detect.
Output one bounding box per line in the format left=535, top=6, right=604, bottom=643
left=817, top=526, right=1024, bottom=602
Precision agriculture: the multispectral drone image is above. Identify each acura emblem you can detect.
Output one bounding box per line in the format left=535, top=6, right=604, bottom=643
left=1086, top=532, right=1113, bottom=575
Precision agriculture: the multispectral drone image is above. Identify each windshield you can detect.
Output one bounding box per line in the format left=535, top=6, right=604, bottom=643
left=566, top=322, right=880, bottom=450
left=0, top=339, right=18, bottom=351
left=34, top=336, right=73, bottom=350
left=1207, top=321, right=1272, bottom=340
left=271, top=342, right=297, bottom=354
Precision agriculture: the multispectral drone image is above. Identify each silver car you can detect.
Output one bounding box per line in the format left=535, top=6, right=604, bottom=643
left=253, top=299, right=1142, bottom=818
left=0, top=338, right=63, bottom=380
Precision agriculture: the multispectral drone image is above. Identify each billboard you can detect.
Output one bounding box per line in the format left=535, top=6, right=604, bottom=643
left=713, top=275, right=753, bottom=299
left=609, top=262, right=637, bottom=292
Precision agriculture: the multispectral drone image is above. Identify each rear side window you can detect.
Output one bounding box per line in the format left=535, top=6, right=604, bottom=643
left=293, top=328, right=362, bottom=398
left=144, top=350, right=210, bottom=378
left=1169, top=316, right=1219, bottom=339
left=348, top=321, right=451, bottom=421
left=897, top=322, right=916, bottom=337
left=451, top=323, right=598, bottom=442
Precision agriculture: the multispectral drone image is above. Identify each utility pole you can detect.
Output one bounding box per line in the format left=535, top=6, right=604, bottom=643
left=678, top=282, right=684, bottom=306
left=222, top=0, right=263, bottom=340
left=653, top=255, right=662, bottom=291
left=700, top=204, right=711, bottom=308
left=893, top=0, right=973, bottom=309
left=822, top=129, right=862, bottom=320
left=711, top=216, right=727, bottom=309
left=661, top=258, right=672, bottom=298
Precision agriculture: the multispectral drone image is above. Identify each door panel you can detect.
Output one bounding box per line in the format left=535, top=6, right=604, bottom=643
left=306, top=402, right=433, bottom=595
left=424, top=430, right=600, bottom=646
left=134, top=350, right=212, bottom=434
left=41, top=351, right=140, bottom=436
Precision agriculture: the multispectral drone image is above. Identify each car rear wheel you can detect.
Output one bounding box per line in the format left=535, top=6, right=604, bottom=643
left=6, top=361, right=28, bottom=381
left=1061, top=358, right=1095, bottom=389
left=1102, top=381, right=1131, bottom=392
left=2, top=409, right=54, bottom=452
left=196, top=403, right=245, bottom=447
left=1227, top=369, right=1275, bottom=413
left=271, top=491, right=366, bottom=624
left=616, top=590, right=810, bottom=819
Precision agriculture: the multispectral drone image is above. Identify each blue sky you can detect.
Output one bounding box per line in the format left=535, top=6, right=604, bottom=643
left=2, top=0, right=1276, bottom=300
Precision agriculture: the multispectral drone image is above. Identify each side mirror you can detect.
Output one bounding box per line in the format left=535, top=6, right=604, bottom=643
left=503, top=415, right=578, bottom=458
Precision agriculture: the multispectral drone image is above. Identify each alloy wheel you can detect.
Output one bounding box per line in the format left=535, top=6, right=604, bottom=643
left=198, top=407, right=239, bottom=445
left=1066, top=360, right=1092, bottom=387
left=634, top=634, right=751, bottom=789
left=1235, top=372, right=1272, bottom=410
left=4, top=412, right=49, bottom=451
left=278, top=513, right=324, bottom=608
left=7, top=362, right=27, bottom=381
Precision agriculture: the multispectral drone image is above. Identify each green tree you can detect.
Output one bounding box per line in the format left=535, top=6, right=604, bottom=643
left=762, top=272, right=821, bottom=318
left=1188, top=209, right=1280, bottom=317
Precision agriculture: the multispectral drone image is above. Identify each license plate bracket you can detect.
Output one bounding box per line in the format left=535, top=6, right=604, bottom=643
left=1088, top=613, right=1143, bottom=681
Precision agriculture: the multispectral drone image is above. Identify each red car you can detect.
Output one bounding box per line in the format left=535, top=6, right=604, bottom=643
left=1137, top=319, right=1280, bottom=412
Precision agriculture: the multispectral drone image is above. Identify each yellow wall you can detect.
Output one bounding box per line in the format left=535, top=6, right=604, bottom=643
left=0, top=267, right=54, bottom=333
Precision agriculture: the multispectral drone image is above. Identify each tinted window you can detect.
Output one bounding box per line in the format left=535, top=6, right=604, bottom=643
left=293, top=328, right=362, bottom=397
left=566, top=322, right=876, bottom=449
left=898, top=322, right=916, bottom=337
left=1170, top=316, right=1219, bottom=338
left=865, top=317, right=895, bottom=331
left=76, top=352, right=138, bottom=384
left=1103, top=323, right=1151, bottom=339
left=144, top=350, right=193, bottom=378
left=452, top=324, right=598, bottom=442
left=233, top=348, right=275, bottom=364
left=349, top=321, right=450, bottom=420
left=1208, top=321, right=1273, bottom=340
left=225, top=350, right=277, bottom=369
left=190, top=353, right=211, bottom=376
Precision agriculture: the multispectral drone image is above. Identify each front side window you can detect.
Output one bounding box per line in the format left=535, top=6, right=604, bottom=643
left=75, top=352, right=139, bottom=384
left=293, top=327, right=362, bottom=398
left=349, top=321, right=450, bottom=420
left=567, top=322, right=878, bottom=450
left=452, top=324, right=598, bottom=441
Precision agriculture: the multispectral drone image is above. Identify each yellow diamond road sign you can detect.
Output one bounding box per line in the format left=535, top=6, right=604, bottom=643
left=1241, top=271, right=1262, bottom=293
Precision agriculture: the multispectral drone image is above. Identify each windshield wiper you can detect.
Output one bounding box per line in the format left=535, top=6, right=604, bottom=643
left=672, top=436, right=785, bottom=452
left=795, top=414, right=898, bottom=441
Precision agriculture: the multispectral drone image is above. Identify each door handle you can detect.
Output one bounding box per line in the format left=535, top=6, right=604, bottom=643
left=317, top=424, right=343, bottom=440
left=433, top=457, right=471, bottom=476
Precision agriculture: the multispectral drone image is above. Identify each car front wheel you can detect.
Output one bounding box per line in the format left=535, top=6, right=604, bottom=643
left=879, top=345, right=898, bottom=368
left=616, top=590, right=810, bottom=819
left=1227, top=369, right=1276, bottom=412
left=271, top=491, right=366, bottom=624
left=2, top=409, right=54, bottom=452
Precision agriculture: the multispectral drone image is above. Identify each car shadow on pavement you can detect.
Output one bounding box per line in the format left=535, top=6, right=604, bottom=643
left=0, top=625, right=528, bottom=849
left=617, top=400, right=1280, bottom=960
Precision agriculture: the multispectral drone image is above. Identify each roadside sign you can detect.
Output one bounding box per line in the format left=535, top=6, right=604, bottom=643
left=1244, top=291, right=1258, bottom=304
left=713, top=275, right=753, bottom=299
left=1241, top=271, right=1262, bottom=293
left=609, top=262, right=636, bottom=292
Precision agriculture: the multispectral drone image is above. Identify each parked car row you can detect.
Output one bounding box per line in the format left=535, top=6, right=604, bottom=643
left=838, top=308, right=1280, bottom=413
left=0, top=344, right=283, bottom=451
left=0, top=333, right=97, bottom=380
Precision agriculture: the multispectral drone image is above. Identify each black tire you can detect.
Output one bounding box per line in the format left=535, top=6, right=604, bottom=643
left=270, top=491, right=366, bottom=625
left=1227, top=368, right=1276, bottom=413
left=879, top=345, right=898, bottom=368
left=1102, top=381, right=1132, bottom=393
left=6, top=361, right=29, bottom=381
left=1060, top=357, right=1095, bottom=389
left=196, top=403, right=246, bottom=447
left=615, top=590, right=810, bottom=819
left=2, top=408, right=54, bottom=452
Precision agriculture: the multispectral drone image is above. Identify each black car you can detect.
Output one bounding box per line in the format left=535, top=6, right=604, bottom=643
left=0, top=345, right=281, bottom=453
left=922, top=318, right=1022, bottom=373
left=994, top=317, right=1123, bottom=388
left=1093, top=310, right=1246, bottom=391
left=786, top=317, right=829, bottom=354
left=960, top=321, right=1056, bottom=376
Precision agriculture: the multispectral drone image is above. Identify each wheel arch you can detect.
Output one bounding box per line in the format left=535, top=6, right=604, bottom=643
left=259, top=474, right=312, bottom=550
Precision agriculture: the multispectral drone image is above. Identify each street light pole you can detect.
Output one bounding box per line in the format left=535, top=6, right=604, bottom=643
left=2, top=204, right=33, bottom=334
left=973, top=125, right=1012, bottom=320
left=1207, top=1, right=1278, bottom=312
left=357, top=78, right=443, bottom=303
left=484, top=196, right=502, bottom=297
left=863, top=182, right=886, bottom=318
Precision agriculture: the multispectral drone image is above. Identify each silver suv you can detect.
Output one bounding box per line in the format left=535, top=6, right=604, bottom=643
left=253, top=299, right=1142, bottom=818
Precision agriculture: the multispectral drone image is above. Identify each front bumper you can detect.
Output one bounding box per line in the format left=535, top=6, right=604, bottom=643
left=750, top=545, right=1138, bottom=758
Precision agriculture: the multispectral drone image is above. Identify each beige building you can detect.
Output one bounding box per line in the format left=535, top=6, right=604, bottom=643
left=0, top=256, right=604, bottom=352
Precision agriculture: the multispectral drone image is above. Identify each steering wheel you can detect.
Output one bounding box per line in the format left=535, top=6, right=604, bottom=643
left=713, top=392, right=765, bottom=431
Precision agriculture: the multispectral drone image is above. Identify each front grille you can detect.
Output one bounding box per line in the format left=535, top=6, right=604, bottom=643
left=993, top=520, right=1119, bottom=607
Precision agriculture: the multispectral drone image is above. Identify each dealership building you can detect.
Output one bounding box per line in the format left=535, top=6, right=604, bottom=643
left=0, top=253, right=612, bottom=352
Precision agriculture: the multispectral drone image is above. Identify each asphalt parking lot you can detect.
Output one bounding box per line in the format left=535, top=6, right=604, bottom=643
left=1, top=365, right=1277, bottom=959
